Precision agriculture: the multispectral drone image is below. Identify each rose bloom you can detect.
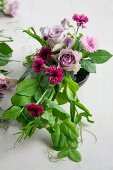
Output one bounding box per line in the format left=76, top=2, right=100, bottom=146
left=80, top=36, right=99, bottom=52
left=58, top=49, right=82, bottom=74
left=3, top=0, right=19, bottom=17
left=40, top=23, right=66, bottom=47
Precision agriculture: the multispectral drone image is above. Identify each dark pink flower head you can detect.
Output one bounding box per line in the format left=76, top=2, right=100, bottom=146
left=46, top=66, right=63, bottom=84
left=72, top=14, right=88, bottom=28
left=33, top=57, right=45, bottom=73
left=26, top=103, right=44, bottom=117
left=37, top=47, right=52, bottom=63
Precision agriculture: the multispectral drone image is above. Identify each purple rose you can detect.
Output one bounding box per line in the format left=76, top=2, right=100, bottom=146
left=40, top=24, right=66, bottom=47
left=58, top=49, right=82, bottom=74
left=3, top=0, right=19, bottom=17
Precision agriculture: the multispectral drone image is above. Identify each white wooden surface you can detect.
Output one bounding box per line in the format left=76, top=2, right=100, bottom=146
left=0, top=0, right=113, bottom=169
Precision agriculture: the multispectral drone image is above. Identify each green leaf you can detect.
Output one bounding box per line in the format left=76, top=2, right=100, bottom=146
left=75, top=114, right=82, bottom=124
left=56, top=92, right=69, bottom=105
left=17, top=68, right=33, bottom=84
left=41, top=110, right=55, bottom=126
left=67, top=139, right=78, bottom=148
left=75, top=101, right=92, bottom=116
left=60, top=120, right=79, bottom=140
left=66, top=85, right=74, bottom=101
left=64, top=75, right=79, bottom=93
left=57, top=148, right=69, bottom=158
left=51, top=124, right=60, bottom=148
left=23, top=27, right=47, bottom=46
left=35, top=87, right=42, bottom=101
left=16, top=78, right=38, bottom=96
left=58, top=132, right=68, bottom=149
left=89, top=50, right=112, bottom=64
left=45, top=99, right=69, bottom=120
left=0, top=42, right=13, bottom=54
left=68, top=149, right=82, bottom=162
left=81, top=59, right=96, bottom=73
left=0, top=42, right=13, bottom=66
left=4, top=106, right=21, bottom=120
left=63, top=119, right=79, bottom=137
left=11, top=94, right=31, bottom=106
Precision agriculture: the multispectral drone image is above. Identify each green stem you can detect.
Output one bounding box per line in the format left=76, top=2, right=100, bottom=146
left=36, top=89, right=49, bottom=104
left=0, top=57, right=21, bottom=62
left=0, top=40, right=13, bottom=43
left=70, top=101, right=76, bottom=122
left=75, top=26, right=80, bottom=36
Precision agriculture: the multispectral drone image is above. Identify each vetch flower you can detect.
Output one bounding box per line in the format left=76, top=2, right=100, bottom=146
left=26, top=103, right=44, bottom=117
left=46, top=66, right=63, bottom=84
left=40, top=24, right=66, bottom=47
left=33, top=57, right=45, bottom=73
left=37, top=47, right=52, bottom=63
left=72, top=14, right=88, bottom=28
left=80, top=36, right=99, bottom=52
left=58, top=49, right=82, bottom=74
left=63, top=36, right=74, bottom=48
left=3, top=0, right=19, bottom=17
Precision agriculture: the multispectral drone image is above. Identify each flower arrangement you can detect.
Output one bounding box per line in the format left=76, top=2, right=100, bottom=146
left=1, top=14, right=112, bottom=162
left=0, top=0, right=19, bottom=17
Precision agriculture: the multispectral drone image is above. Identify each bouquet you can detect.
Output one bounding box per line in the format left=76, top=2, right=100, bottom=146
left=2, top=14, right=112, bottom=162
left=0, top=0, right=19, bottom=17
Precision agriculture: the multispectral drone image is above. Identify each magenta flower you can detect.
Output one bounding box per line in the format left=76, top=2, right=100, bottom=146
left=46, top=66, right=63, bottom=84
left=80, top=36, right=99, bottom=52
left=33, top=57, right=45, bottom=73
left=37, top=47, right=52, bottom=63
left=26, top=103, right=44, bottom=117
left=72, top=14, right=88, bottom=28
left=3, top=0, right=19, bottom=17
left=63, top=36, right=74, bottom=48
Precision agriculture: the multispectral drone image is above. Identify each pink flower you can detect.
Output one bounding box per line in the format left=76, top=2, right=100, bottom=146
left=3, top=0, right=19, bottom=17
left=26, top=103, right=44, bottom=117
left=58, top=49, right=82, bottom=74
left=46, top=66, right=63, bottom=84
left=37, top=47, right=52, bottom=63
left=80, top=36, right=99, bottom=52
left=72, top=14, right=88, bottom=28
left=33, top=57, right=45, bottom=73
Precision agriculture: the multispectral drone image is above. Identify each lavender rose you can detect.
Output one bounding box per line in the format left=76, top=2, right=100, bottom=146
left=58, top=49, right=82, bottom=74
left=3, top=0, right=19, bottom=17
left=40, top=24, right=66, bottom=47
